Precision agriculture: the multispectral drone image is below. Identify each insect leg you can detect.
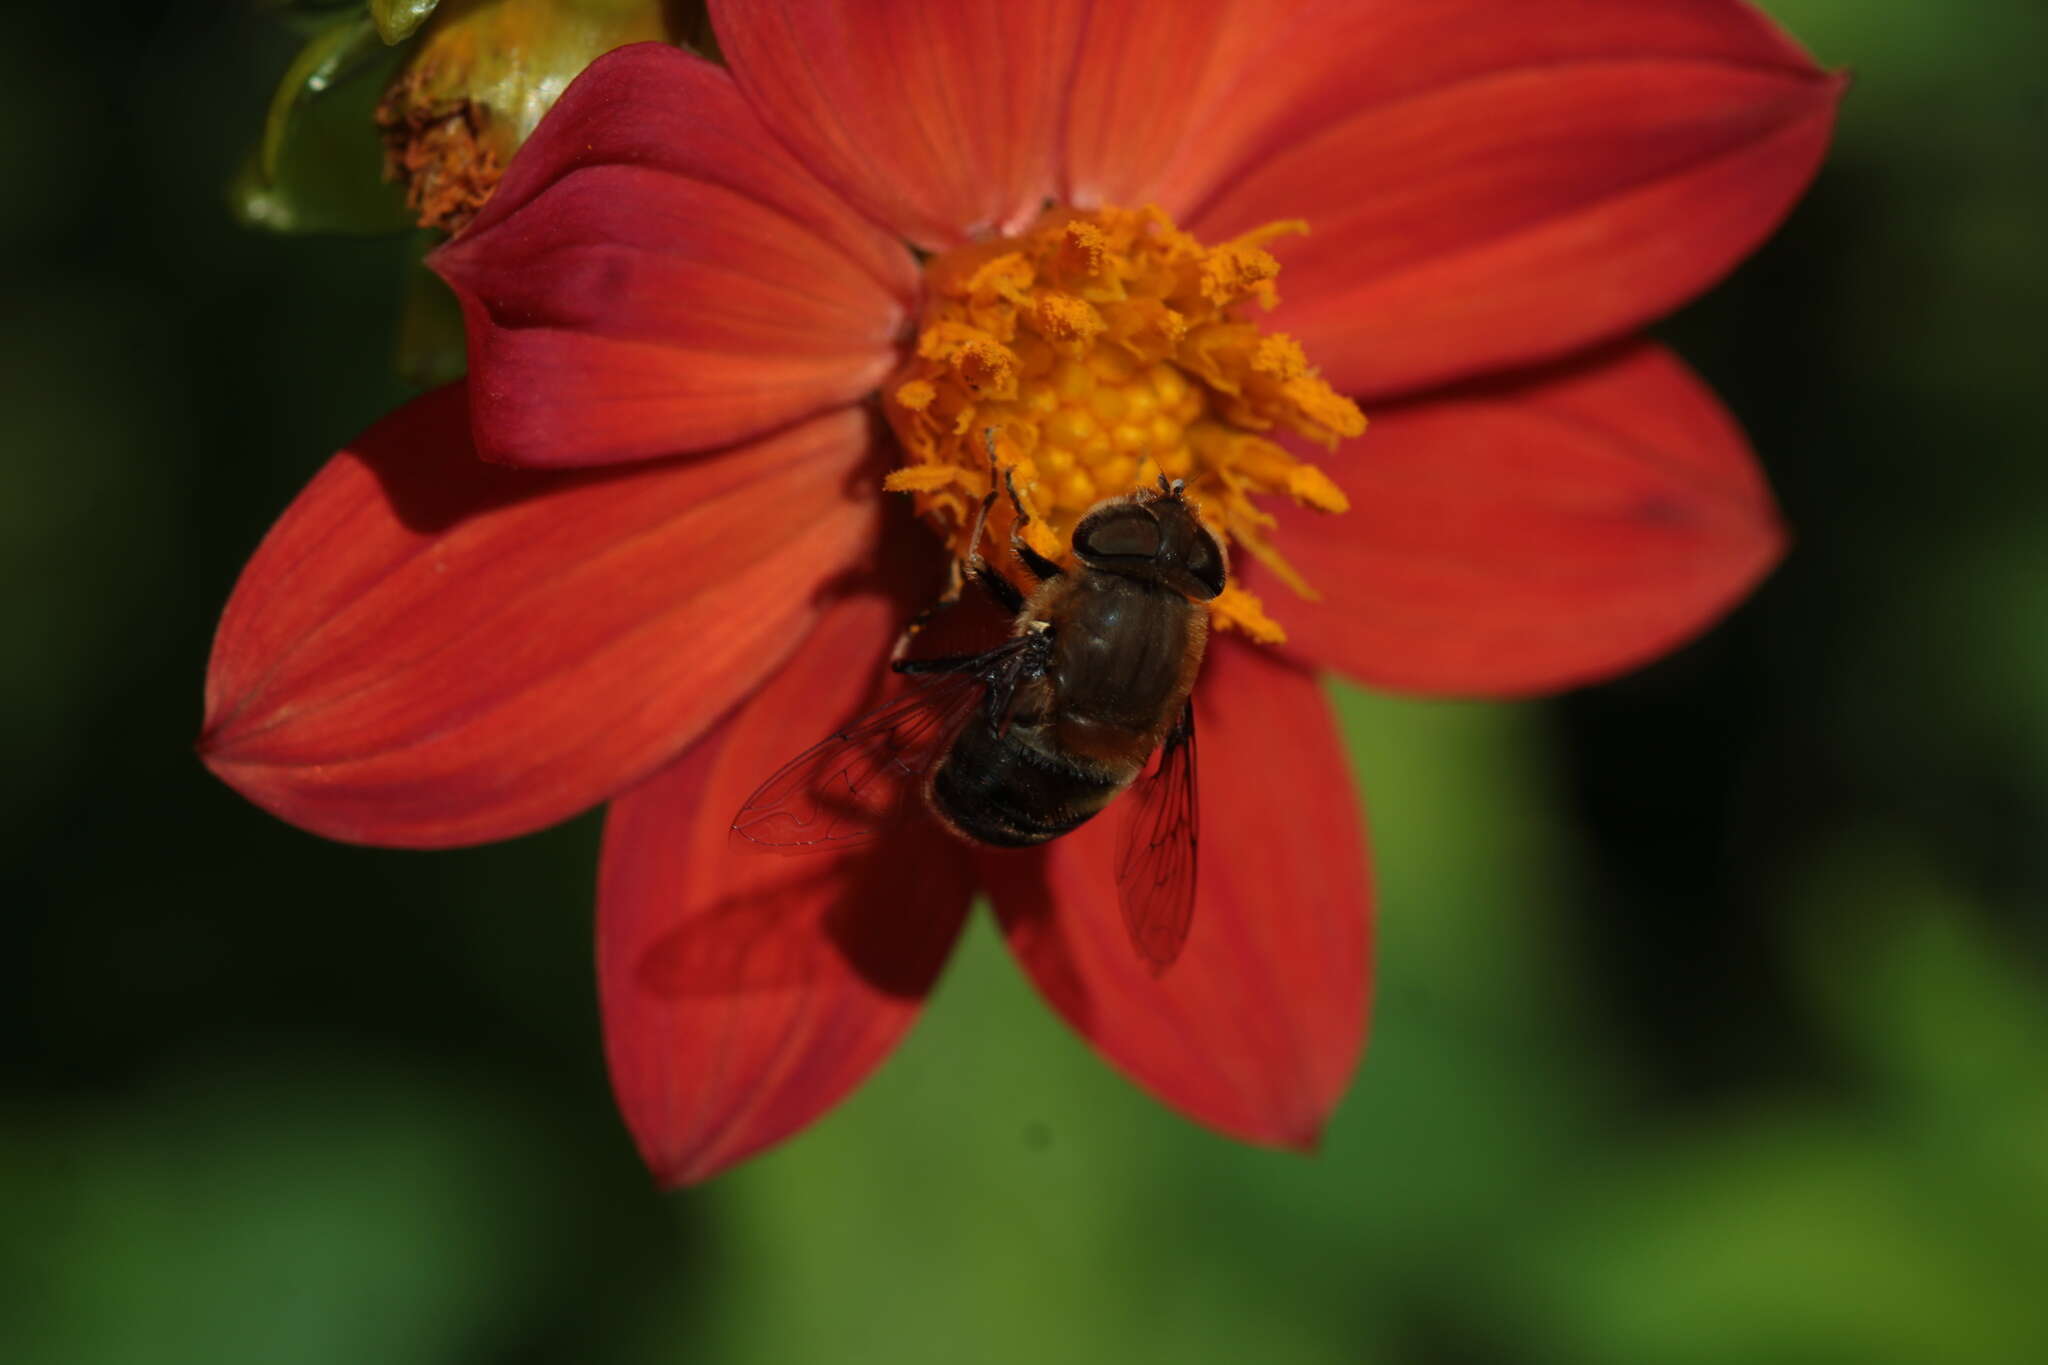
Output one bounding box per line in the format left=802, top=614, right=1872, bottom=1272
left=959, top=430, right=1028, bottom=613
left=1001, top=463, right=1064, bottom=583
left=972, top=563, right=1025, bottom=613
left=892, top=651, right=992, bottom=676
left=889, top=556, right=967, bottom=664
left=982, top=625, right=1052, bottom=735
left=890, top=438, right=1033, bottom=667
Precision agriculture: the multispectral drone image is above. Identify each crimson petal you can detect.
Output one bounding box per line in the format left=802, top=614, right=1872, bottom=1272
left=1171, top=0, right=1841, bottom=398
left=433, top=44, right=918, bottom=469
left=1274, top=342, right=1783, bottom=697
left=709, top=0, right=1088, bottom=251
left=985, top=642, right=1370, bottom=1149
left=599, top=588, right=975, bottom=1186
left=201, top=386, right=882, bottom=848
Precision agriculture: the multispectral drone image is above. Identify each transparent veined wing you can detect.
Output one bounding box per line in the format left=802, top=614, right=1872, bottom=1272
left=1114, top=700, right=1198, bottom=972
left=730, top=637, right=1037, bottom=855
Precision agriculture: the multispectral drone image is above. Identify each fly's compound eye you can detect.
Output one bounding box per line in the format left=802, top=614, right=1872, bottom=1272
left=1184, top=529, right=1226, bottom=599
left=1074, top=510, right=1163, bottom=562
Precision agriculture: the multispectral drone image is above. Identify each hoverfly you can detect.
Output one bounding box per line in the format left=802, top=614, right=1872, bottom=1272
left=730, top=447, right=1224, bottom=972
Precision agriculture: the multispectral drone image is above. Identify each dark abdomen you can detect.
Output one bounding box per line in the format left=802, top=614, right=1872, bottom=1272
left=928, top=716, right=1123, bottom=848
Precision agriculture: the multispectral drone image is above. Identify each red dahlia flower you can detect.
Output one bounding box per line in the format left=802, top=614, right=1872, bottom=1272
left=201, top=0, right=1840, bottom=1184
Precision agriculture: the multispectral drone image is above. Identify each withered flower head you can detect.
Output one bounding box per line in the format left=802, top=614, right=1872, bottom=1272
left=375, top=0, right=686, bottom=231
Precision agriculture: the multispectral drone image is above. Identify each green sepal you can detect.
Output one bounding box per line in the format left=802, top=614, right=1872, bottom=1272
left=231, top=15, right=412, bottom=235
left=370, top=0, right=442, bottom=45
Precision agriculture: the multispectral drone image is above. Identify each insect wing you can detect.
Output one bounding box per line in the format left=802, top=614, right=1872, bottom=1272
left=1114, top=701, right=1199, bottom=971
left=729, top=663, right=991, bottom=854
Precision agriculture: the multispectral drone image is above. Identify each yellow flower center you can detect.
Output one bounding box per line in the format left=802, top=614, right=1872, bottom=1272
left=880, top=204, right=1364, bottom=643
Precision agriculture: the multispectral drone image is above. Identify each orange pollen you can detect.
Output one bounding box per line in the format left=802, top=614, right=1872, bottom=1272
left=881, top=204, right=1364, bottom=644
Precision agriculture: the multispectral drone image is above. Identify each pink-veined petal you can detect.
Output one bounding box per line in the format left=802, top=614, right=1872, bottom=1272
left=985, top=641, right=1370, bottom=1148
left=433, top=43, right=918, bottom=468
left=201, top=386, right=883, bottom=847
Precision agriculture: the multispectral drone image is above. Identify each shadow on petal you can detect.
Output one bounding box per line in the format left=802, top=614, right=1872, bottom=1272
left=597, top=582, right=979, bottom=1183
left=980, top=843, right=1100, bottom=1036
left=638, top=820, right=972, bottom=1003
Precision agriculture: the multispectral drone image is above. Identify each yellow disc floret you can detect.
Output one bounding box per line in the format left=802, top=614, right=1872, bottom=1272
left=881, top=204, right=1364, bottom=643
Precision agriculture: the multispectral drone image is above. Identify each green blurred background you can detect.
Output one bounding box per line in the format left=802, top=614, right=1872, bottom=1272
left=7, top=2, right=2046, bottom=1361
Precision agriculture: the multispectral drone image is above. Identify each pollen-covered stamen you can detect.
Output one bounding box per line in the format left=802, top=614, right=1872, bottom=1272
left=882, top=205, right=1363, bottom=644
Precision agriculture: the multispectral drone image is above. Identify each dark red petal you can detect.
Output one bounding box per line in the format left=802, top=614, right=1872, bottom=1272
left=1171, top=0, right=1841, bottom=398
left=985, top=642, right=1370, bottom=1149
left=1274, top=342, right=1783, bottom=697
left=709, top=0, right=1087, bottom=251
left=201, top=386, right=882, bottom=848
left=432, top=44, right=917, bottom=469
left=599, top=587, right=974, bottom=1186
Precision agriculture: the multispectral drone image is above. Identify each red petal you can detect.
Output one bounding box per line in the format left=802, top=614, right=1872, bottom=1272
left=1274, top=343, right=1783, bottom=696
left=1171, top=0, right=1841, bottom=398
left=432, top=44, right=917, bottom=469
left=984, top=642, right=1370, bottom=1149
left=201, top=386, right=883, bottom=848
left=1059, top=0, right=1281, bottom=209
left=709, top=0, right=1087, bottom=251
left=599, top=587, right=974, bottom=1186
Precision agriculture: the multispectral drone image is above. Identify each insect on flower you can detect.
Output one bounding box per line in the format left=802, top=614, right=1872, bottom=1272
left=734, top=439, right=1222, bottom=971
